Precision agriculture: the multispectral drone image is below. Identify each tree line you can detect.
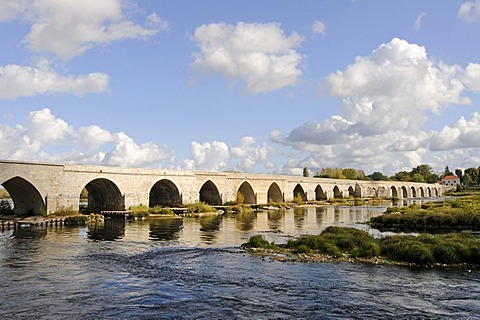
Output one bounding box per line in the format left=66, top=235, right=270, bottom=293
left=302, top=164, right=480, bottom=185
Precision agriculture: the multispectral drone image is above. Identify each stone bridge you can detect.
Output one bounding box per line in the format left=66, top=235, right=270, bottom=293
left=0, top=160, right=443, bottom=215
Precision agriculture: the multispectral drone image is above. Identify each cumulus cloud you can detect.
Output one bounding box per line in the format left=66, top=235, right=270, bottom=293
left=0, top=108, right=174, bottom=168
left=102, top=132, right=173, bottom=167
left=0, top=60, right=109, bottom=99
left=458, top=0, right=480, bottom=23
left=230, top=136, right=268, bottom=171
left=413, top=12, right=427, bottom=30
left=282, top=38, right=478, bottom=174
left=2, top=0, right=167, bottom=60
left=191, top=22, right=304, bottom=93
left=312, top=20, right=326, bottom=35
left=430, top=113, right=480, bottom=151
left=183, top=141, right=230, bottom=171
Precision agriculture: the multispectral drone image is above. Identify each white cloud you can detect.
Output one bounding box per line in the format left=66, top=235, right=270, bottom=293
left=312, top=20, right=326, bottom=35
left=458, top=0, right=480, bottom=23
left=2, top=0, right=166, bottom=60
left=430, top=112, right=480, bottom=151
left=230, top=136, right=268, bottom=171
left=183, top=141, right=230, bottom=171
left=464, top=63, right=480, bottom=92
left=282, top=38, right=477, bottom=174
left=0, top=108, right=174, bottom=168
left=191, top=22, right=304, bottom=93
left=101, top=132, right=173, bottom=167
left=0, top=60, right=109, bottom=99
left=413, top=12, right=427, bottom=30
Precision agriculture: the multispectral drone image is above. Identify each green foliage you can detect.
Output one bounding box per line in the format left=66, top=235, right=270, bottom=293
left=242, top=234, right=278, bottom=249
left=371, top=198, right=480, bottom=231
left=0, top=199, right=14, bottom=215
left=380, top=233, right=480, bottom=265
left=186, top=201, right=216, bottom=213
left=285, top=227, right=379, bottom=258
left=152, top=206, right=174, bottom=215
left=245, top=225, right=480, bottom=266
left=236, top=191, right=245, bottom=205
left=315, top=167, right=366, bottom=180
left=52, top=207, right=80, bottom=216
left=303, top=167, right=310, bottom=177
left=368, top=171, right=388, bottom=181
left=293, top=193, right=303, bottom=205
left=128, top=205, right=150, bottom=219
left=64, top=215, right=88, bottom=226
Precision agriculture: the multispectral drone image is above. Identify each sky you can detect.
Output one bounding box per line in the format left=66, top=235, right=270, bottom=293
left=1, top=0, right=480, bottom=176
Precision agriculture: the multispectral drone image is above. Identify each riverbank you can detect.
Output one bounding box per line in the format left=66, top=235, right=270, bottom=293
left=243, top=247, right=478, bottom=270
left=242, top=226, right=480, bottom=268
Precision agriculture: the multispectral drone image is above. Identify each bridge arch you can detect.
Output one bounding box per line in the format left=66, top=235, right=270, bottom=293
left=401, top=186, right=408, bottom=198
left=293, top=184, right=307, bottom=201
left=391, top=186, right=398, bottom=199
left=2, top=176, right=45, bottom=215
left=315, top=185, right=327, bottom=201
left=427, top=187, right=432, bottom=197
left=333, top=185, right=342, bottom=199
left=434, top=188, right=439, bottom=197
left=267, top=182, right=283, bottom=203
left=410, top=186, right=417, bottom=198
left=238, top=181, right=256, bottom=204
left=199, top=180, right=222, bottom=205
left=150, top=179, right=182, bottom=207
left=419, top=187, right=425, bottom=198
left=83, top=178, right=124, bottom=212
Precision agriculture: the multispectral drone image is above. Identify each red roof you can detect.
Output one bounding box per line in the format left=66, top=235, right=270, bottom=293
left=442, top=175, right=459, bottom=180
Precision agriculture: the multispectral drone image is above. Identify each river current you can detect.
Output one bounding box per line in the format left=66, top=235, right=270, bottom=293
left=0, top=206, right=479, bottom=319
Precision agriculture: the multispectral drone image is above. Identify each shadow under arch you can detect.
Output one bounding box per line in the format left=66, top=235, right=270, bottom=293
left=2, top=176, right=45, bottom=215
left=83, top=178, right=124, bottom=213
left=293, top=184, right=307, bottom=201
left=315, top=185, right=327, bottom=201
left=391, top=186, right=398, bottom=198
left=419, top=187, right=425, bottom=197
left=401, top=186, right=408, bottom=198
left=238, top=181, right=256, bottom=204
left=199, top=180, right=222, bottom=205
left=411, top=186, right=417, bottom=198
left=333, top=185, right=342, bottom=199
left=149, top=179, right=182, bottom=207
left=267, top=182, right=283, bottom=203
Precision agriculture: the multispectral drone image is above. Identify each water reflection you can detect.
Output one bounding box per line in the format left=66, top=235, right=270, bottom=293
left=149, top=218, right=183, bottom=241
left=234, top=211, right=255, bottom=231
left=199, top=215, right=222, bottom=245
left=12, top=226, right=48, bottom=239
left=87, top=220, right=125, bottom=241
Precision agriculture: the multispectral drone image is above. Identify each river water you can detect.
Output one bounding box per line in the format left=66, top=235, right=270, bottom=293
left=0, top=206, right=479, bottom=319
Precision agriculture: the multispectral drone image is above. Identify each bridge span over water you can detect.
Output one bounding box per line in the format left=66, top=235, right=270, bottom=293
left=0, top=160, right=443, bottom=215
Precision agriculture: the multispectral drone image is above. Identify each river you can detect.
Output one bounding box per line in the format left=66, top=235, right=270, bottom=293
left=0, top=206, right=479, bottom=319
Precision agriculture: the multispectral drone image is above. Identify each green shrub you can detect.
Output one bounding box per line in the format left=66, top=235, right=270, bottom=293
left=186, top=202, right=216, bottom=213
left=53, top=207, right=79, bottom=216
left=292, top=244, right=310, bottom=254
left=243, top=235, right=277, bottom=249
left=64, top=215, right=88, bottom=226
left=152, top=206, right=174, bottom=215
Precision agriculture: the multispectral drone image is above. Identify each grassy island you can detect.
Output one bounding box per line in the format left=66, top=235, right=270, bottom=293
left=242, top=226, right=480, bottom=267
left=369, top=195, right=480, bottom=231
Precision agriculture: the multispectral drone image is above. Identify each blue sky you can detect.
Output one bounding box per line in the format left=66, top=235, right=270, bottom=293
left=1, top=0, right=480, bottom=176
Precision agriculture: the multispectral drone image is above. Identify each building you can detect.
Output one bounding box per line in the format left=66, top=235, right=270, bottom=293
left=441, top=175, right=460, bottom=191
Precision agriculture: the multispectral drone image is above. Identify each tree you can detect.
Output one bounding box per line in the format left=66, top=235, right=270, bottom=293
left=411, top=173, right=425, bottom=183
left=303, top=167, right=310, bottom=177
left=443, top=166, right=453, bottom=177
left=455, top=168, right=463, bottom=184
left=369, top=171, right=388, bottom=181
left=393, top=171, right=412, bottom=182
